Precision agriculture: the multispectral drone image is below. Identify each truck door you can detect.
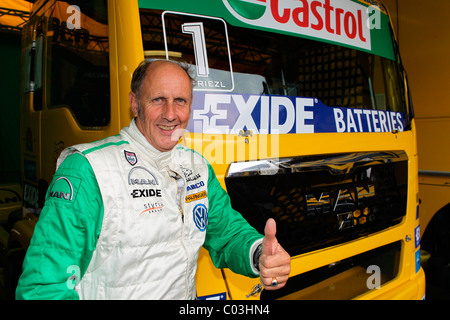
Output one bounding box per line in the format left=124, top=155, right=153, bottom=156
left=21, top=10, right=44, bottom=214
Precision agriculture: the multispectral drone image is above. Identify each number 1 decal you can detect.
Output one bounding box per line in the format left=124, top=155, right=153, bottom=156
left=162, top=11, right=234, bottom=92
left=182, top=22, right=209, bottom=78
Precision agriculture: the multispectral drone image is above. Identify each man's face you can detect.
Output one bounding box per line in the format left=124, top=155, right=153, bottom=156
left=130, top=61, right=192, bottom=152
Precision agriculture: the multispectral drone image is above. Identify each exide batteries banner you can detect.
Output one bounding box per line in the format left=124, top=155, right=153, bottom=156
left=187, top=92, right=405, bottom=134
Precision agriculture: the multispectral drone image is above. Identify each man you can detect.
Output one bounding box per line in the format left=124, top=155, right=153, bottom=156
left=16, top=60, right=290, bottom=299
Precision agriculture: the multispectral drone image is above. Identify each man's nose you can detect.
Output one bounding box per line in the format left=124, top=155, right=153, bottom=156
left=162, top=100, right=176, bottom=121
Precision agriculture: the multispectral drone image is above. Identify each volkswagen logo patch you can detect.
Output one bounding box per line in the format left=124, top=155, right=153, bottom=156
left=193, top=204, right=208, bottom=232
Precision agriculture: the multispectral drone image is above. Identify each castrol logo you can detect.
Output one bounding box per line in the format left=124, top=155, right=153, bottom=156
left=226, top=0, right=268, bottom=20
left=223, top=0, right=371, bottom=51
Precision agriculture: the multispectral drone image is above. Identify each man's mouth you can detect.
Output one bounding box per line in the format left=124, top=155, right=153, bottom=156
left=157, top=124, right=177, bottom=132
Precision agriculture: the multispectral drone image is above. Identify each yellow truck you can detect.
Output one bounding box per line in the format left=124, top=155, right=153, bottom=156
left=1, top=0, right=424, bottom=299
left=385, top=0, right=450, bottom=299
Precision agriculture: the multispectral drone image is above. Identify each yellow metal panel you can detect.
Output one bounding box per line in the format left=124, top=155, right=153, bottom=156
left=111, top=0, right=144, bottom=129
left=195, top=248, right=229, bottom=299
left=361, top=268, right=425, bottom=300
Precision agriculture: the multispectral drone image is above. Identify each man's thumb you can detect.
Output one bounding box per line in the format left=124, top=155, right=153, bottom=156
left=262, top=218, right=278, bottom=255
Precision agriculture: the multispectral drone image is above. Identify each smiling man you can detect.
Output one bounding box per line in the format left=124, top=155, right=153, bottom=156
left=16, top=60, right=290, bottom=300
left=129, top=60, right=193, bottom=152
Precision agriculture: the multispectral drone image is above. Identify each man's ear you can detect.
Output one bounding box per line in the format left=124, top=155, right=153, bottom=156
left=129, top=92, right=139, bottom=118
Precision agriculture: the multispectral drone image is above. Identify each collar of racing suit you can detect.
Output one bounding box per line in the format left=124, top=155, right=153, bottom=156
left=125, top=118, right=178, bottom=171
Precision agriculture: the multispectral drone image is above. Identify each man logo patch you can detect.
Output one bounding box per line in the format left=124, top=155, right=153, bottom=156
left=125, top=150, right=138, bottom=166
left=48, top=176, right=81, bottom=202
left=193, top=203, right=208, bottom=232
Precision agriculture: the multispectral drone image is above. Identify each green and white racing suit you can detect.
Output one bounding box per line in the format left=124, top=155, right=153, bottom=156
left=16, top=119, right=263, bottom=300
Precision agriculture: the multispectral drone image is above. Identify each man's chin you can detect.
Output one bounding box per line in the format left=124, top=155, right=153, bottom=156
left=154, top=138, right=181, bottom=152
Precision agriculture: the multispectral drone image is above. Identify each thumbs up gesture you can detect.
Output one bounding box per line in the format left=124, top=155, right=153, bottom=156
left=259, top=218, right=291, bottom=290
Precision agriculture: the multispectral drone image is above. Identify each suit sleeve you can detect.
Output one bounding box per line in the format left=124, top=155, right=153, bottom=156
left=16, top=152, right=103, bottom=300
left=203, top=163, right=263, bottom=278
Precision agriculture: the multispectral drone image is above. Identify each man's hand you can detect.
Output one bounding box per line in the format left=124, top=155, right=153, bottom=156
left=259, top=218, right=291, bottom=290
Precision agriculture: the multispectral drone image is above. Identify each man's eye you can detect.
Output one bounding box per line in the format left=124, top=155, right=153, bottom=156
left=152, top=98, right=165, bottom=105
left=175, top=98, right=187, bottom=106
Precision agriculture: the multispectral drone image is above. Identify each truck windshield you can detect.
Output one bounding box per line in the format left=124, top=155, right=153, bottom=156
left=139, top=8, right=408, bottom=132
left=46, top=0, right=109, bottom=128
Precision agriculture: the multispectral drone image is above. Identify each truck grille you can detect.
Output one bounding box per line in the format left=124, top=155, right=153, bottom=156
left=261, top=241, right=402, bottom=300
left=225, top=151, right=408, bottom=256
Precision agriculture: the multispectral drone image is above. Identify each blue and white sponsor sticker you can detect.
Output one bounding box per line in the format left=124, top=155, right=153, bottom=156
left=415, top=250, right=421, bottom=273
left=197, top=292, right=227, bottom=300
left=415, top=225, right=421, bottom=249
left=187, top=92, right=405, bottom=135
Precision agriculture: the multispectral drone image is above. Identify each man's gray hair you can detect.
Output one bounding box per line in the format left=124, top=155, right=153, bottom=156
left=130, top=59, right=195, bottom=98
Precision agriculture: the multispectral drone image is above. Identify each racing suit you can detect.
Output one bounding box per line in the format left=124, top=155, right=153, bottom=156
left=16, top=119, right=263, bottom=300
